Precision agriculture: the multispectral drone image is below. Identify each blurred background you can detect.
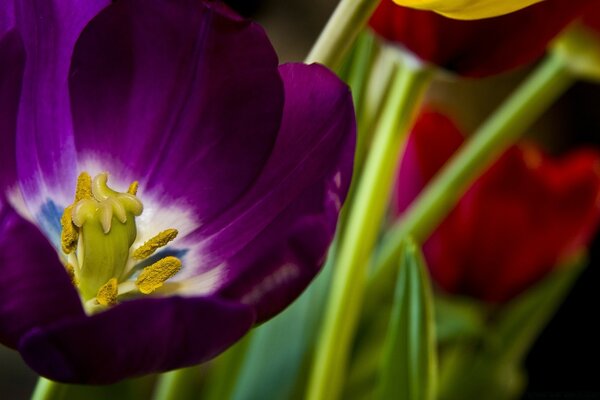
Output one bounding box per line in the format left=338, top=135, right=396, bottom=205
left=189, top=0, right=600, bottom=394
left=2, top=0, right=599, bottom=397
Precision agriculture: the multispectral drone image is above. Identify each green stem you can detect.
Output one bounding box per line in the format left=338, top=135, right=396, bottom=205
left=306, top=64, right=432, bottom=400
left=305, top=0, right=380, bottom=69
left=153, top=367, right=200, bottom=400
left=31, top=378, right=65, bottom=400
left=369, top=52, right=574, bottom=295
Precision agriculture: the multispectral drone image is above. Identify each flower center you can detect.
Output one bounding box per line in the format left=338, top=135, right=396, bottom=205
left=60, top=172, right=182, bottom=312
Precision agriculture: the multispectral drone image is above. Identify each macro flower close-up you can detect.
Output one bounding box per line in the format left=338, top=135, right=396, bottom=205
left=2, top=0, right=600, bottom=398
left=0, top=0, right=355, bottom=385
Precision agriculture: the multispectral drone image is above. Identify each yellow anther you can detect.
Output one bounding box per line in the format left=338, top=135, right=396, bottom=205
left=97, top=278, right=118, bottom=306
left=75, top=172, right=93, bottom=201
left=65, top=263, right=78, bottom=286
left=136, top=256, right=182, bottom=294
left=128, top=181, right=139, bottom=196
left=133, top=229, right=179, bottom=260
left=60, top=206, right=78, bottom=254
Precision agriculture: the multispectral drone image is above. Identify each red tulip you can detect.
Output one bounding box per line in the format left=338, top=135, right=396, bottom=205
left=396, top=111, right=600, bottom=302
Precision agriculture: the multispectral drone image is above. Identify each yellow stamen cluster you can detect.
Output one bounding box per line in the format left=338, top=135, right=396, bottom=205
left=133, top=229, right=179, bottom=260
left=59, top=172, right=184, bottom=312
left=136, top=256, right=182, bottom=294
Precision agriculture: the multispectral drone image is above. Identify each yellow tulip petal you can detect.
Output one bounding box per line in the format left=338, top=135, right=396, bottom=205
left=392, top=0, right=545, bottom=20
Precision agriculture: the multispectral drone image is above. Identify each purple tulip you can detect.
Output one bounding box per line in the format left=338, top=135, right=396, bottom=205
left=0, top=0, right=355, bottom=384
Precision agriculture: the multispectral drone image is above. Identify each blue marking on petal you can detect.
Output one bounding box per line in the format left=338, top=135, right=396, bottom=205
left=36, top=199, right=64, bottom=250
left=130, top=248, right=190, bottom=278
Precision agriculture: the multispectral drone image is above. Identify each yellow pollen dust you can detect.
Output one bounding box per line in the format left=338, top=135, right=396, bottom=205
left=97, top=278, right=119, bottom=306
left=128, top=181, right=139, bottom=196
left=133, top=229, right=179, bottom=260
left=61, top=172, right=94, bottom=254
left=65, top=263, right=78, bottom=286
left=136, top=256, right=182, bottom=294
left=60, top=206, right=78, bottom=254
left=75, top=172, right=93, bottom=201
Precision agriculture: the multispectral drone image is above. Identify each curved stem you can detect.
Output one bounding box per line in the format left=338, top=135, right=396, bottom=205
left=368, top=53, right=574, bottom=297
left=153, top=367, right=200, bottom=400
left=305, top=0, right=380, bottom=69
left=306, top=63, right=432, bottom=400
left=31, top=378, right=65, bottom=400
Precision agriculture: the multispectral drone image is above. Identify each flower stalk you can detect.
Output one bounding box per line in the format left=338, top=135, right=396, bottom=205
left=305, top=0, right=381, bottom=69
left=369, top=51, right=575, bottom=296
left=306, top=61, right=432, bottom=400
left=31, top=378, right=65, bottom=400
left=153, top=367, right=200, bottom=400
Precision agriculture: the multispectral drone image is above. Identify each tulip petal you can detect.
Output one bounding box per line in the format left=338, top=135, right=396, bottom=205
left=68, top=0, right=283, bottom=220
left=392, top=0, right=543, bottom=20
left=0, top=0, right=15, bottom=37
left=19, top=296, right=254, bottom=384
left=182, top=64, right=355, bottom=321
left=396, top=111, right=600, bottom=302
left=0, top=28, right=24, bottom=192
left=14, top=0, right=110, bottom=210
left=395, top=111, right=464, bottom=214
left=0, top=201, right=84, bottom=348
left=454, top=148, right=600, bottom=301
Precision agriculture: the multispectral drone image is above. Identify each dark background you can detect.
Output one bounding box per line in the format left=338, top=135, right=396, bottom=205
left=524, top=81, right=600, bottom=395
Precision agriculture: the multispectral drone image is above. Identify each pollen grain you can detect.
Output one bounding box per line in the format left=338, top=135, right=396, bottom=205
left=65, top=263, right=78, bottom=286
left=75, top=171, right=93, bottom=201
left=136, top=256, right=182, bottom=294
left=97, top=278, right=119, bottom=306
left=132, top=229, right=179, bottom=260
left=128, top=181, right=139, bottom=196
left=60, top=206, right=78, bottom=254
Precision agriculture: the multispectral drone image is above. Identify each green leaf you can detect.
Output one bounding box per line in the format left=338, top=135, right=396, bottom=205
left=200, top=337, right=250, bottom=400
left=228, top=254, right=334, bottom=400
left=434, top=295, right=486, bottom=344
left=375, top=238, right=437, bottom=400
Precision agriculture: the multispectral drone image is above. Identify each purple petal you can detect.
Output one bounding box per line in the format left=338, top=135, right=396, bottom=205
left=14, top=0, right=110, bottom=208
left=0, top=201, right=84, bottom=348
left=193, top=63, right=356, bottom=321
left=0, top=0, right=15, bottom=37
left=68, top=0, right=284, bottom=220
left=19, top=296, right=255, bottom=384
left=0, top=28, right=24, bottom=191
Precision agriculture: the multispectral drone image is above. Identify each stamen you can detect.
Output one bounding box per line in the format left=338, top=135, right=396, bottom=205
left=75, top=172, right=93, bottom=201
left=128, top=181, right=139, bottom=196
left=65, top=263, right=78, bottom=286
left=136, top=256, right=182, bottom=294
left=97, top=278, right=118, bottom=306
left=60, top=206, right=78, bottom=254
left=132, top=229, right=179, bottom=260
